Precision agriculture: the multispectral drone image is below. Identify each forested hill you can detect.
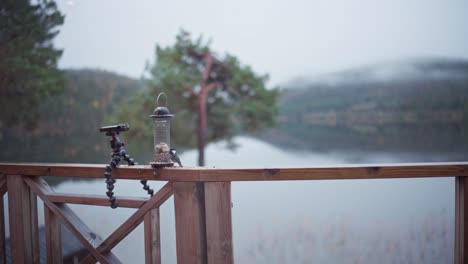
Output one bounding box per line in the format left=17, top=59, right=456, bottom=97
left=0, top=69, right=143, bottom=163
left=280, top=58, right=468, bottom=126
left=28, top=69, right=141, bottom=137
left=260, top=58, right=468, bottom=156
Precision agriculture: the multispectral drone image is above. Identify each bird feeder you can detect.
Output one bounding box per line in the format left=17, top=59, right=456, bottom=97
left=149, top=93, right=174, bottom=168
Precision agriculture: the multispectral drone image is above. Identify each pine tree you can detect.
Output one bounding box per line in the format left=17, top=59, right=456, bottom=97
left=116, top=30, right=279, bottom=166
left=0, top=0, right=65, bottom=128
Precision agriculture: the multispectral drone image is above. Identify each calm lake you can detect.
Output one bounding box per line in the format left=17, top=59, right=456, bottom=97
left=2, top=125, right=466, bottom=263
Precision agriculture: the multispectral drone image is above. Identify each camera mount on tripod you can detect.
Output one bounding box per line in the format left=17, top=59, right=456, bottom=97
left=99, top=123, right=130, bottom=136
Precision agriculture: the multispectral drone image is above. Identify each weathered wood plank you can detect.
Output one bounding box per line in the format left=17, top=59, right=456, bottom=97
left=0, top=163, right=188, bottom=180
left=144, top=208, right=161, bottom=264
left=204, top=182, right=233, bottom=264
left=1, top=162, right=468, bottom=181
left=198, top=164, right=468, bottom=181
left=0, top=175, right=6, bottom=196
left=24, top=176, right=121, bottom=264
left=0, top=195, right=5, bottom=264
left=456, top=176, right=468, bottom=264
left=45, top=205, right=62, bottom=264
left=80, top=182, right=173, bottom=264
left=58, top=204, right=121, bottom=264
left=0, top=174, right=5, bottom=264
left=7, top=175, right=33, bottom=264
left=173, top=182, right=207, bottom=264
left=47, top=193, right=148, bottom=208
left=30, top=191, right=40, bottom=264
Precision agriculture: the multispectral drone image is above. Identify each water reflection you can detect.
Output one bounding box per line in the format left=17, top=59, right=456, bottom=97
left=2, top=124, right=467, bottom=167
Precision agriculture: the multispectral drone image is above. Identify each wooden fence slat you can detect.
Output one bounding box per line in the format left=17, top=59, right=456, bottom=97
left=30, top=191, right=40, bottom=264
left=24, top=177, right=121, bottom=264
left=0, top=174, right=5, bottom=264
left=0, top=176, right=6, bottom=196
left=47, top=193, right=148, bottom=208
left=7, top=175, right=33, bottom=263
left=80, top=182, right=173, bottom=264
left=0, top=194, right=5, bottom=264
left=456, top=176, right=468, bottom=264
left=20, top=176, right=34, bottom=264
left=204, top=182, right=233, bottom=264
left=45, top=205, right=62, bottom=264
left=173, top=182, right=207, bottom=264
left=144, top=208, right=161, bottom=264
left=58, top=204, right=122, bottom=264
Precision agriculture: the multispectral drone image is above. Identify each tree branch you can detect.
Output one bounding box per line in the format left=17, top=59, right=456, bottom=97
left=205, top=82, right=218, bottom=93
left=202, top=53, right=213, bottom=84
left=183, top=87, right=197, bottom=97
left=199, top=82, right=219, bottom=98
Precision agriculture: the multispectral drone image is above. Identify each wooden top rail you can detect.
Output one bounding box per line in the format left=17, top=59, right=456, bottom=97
left=1, top=162, right=468, bottom=181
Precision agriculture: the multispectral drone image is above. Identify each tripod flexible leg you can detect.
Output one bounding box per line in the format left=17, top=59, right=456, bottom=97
left=104, top=152, right=121, bottom=209
left=101, top=130, right=155, bottom=209
left=120, top=149, right=154, bottom=196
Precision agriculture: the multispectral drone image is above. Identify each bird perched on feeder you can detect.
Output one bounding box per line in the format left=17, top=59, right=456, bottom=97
left=170, top=149, right=183, bottom=167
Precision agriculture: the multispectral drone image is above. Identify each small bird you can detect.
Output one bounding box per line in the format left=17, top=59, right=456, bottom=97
left=169, top=149, right=183, bottom=167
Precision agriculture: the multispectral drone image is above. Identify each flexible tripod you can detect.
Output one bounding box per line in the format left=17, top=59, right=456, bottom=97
left=100, top=123, right=154, bottom=209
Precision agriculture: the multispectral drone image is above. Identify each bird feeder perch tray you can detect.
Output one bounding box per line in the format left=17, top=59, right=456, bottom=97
left=150, top=161, right=174, bottom=168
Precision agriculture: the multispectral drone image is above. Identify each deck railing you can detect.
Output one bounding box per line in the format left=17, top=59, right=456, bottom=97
left=0, top=162, right=467, bottom=264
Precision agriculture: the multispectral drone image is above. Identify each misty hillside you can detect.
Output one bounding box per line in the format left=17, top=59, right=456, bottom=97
left=260, top=58, right=468, bottom=155
left=280, top=58, right=468, bottom=126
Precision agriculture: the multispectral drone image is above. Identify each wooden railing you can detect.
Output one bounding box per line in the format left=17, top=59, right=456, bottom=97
left=0, top=162, right=467, bottom=264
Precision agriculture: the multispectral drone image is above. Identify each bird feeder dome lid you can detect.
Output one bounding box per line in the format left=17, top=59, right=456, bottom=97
left=150, top=106, right=174, bottom=118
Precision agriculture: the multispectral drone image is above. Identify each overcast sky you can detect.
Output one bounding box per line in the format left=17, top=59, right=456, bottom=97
left=55, top=0, right=468, bottom=85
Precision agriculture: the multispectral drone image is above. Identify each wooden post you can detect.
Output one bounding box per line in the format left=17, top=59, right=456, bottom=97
left=30, top=191, right=40, bottom=264
left=0, top=175, right=6, bottom=264
left=173, top=182, right=207, bottom=264
left=144, top=208, right=161, bottom=264
left=0, top=195, right=5, bottom=264
left=456, top=176, right=468, bottom=264
left=173, top=182, right=234, bottom=264
left=7, top=175, right=37, bottom=264
left=204, top=182, right=233, bottom=264
left=45, top=205, right=62, bottom=264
